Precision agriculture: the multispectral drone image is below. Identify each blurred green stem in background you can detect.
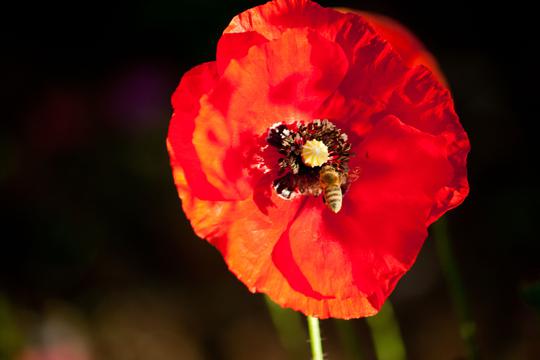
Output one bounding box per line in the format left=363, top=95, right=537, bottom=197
left=366, top=301, right=406, bottom=360
left=264, top=295, right=309, bottom=360
left=307, top=316, right=323, bottom=360
left=334, top=319, right=366, bottom=360
left=0, top=295, right=23, bottom=360
left=433, top=217, right=479, bottom=360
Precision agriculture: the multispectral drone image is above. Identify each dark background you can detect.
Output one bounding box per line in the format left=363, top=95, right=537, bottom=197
left=1, top=1, right=538, bottom=359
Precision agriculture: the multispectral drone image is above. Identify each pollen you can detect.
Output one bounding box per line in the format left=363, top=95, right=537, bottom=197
left=301, top=139, right=329, bottom=167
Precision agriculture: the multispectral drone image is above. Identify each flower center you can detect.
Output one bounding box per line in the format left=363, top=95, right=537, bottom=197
left=301, top=139, right=329, bottom=167
left=265, top=119, right=353, bottom=212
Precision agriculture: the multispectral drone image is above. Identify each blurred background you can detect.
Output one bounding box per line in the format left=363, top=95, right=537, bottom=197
left=1, top=0, right=538, bottom=359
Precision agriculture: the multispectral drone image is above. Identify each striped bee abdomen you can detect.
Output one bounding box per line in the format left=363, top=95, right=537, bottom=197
left=319, top=165, right=344, bottom=213
left=323, top=185, right=343, bottom=213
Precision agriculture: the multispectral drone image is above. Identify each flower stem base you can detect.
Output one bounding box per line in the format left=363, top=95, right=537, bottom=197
left=307, top=315, right=324, bottom=360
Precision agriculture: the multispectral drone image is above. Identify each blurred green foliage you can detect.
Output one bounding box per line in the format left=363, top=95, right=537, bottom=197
left=0, top=296, right=23, bottom=360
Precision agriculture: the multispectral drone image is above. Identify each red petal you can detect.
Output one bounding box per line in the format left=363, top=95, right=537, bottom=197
left=285, top=115, right=459, bottom=314
left=339, top=36, right=408, bottom=105
left=355, top=11, right=448, bottom=86
left=224, top=0, right=381, bottom=67
left=211, top=28, right=348, bottom=129
left=167, top=62, right=233, bottom=200
left=225, top=0, right=347, bottom=41
left=387, top=67, right=469, bottom=221
left=173, top=170, right=378, bottom=318
left=216, top=31, right=268, bottom=75
left=317, top=41, right=469, bottom=213
left=176, top=114, right=464, bottom=319
left=185, top=28, right=348, bottom=198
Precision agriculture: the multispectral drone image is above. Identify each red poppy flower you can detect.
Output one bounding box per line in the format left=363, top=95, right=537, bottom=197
left=167, top=0, right=469, bottom=319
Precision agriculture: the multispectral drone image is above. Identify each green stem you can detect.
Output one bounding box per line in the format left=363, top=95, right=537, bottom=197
left=366, top=301, right=406, bottom=360
left=307, top=316, right=324, bottom=360
left=433, top=217, right=478, bottom=360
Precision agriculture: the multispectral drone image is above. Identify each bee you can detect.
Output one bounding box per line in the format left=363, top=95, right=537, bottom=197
left=319, top=165, right=346, bottom=213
